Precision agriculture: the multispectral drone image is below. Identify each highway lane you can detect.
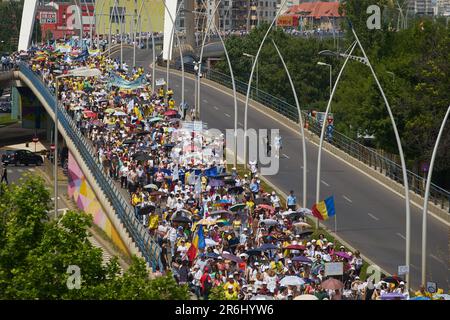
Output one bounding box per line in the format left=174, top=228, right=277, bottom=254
left=116, top=48, right=449, bottom=290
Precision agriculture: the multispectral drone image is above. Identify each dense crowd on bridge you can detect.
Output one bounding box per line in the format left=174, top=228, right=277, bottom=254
left=6, top=38, right=446, bottom=301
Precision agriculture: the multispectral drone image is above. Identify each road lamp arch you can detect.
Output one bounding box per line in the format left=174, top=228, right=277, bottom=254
left=315, top=25, right=412, bottom=291
left=243, top=0, right=289, bottom=169
left=271, top=39, right=308, bottom=208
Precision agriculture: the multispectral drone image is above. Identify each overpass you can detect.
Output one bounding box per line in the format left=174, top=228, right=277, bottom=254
left=0, top=64, right=162, bottom=270
left=115, top=48, right=449, bottom=290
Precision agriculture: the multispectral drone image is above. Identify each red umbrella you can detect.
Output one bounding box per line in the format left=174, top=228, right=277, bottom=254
left=163, top=110, right=178, bottom=116
left=284, top=244, right=306, bottom=250
left=83, top=110, right=97, bottom=118
left=256, top=204, right=275, bottom=214
left=321, top=278, right=344, bottom=290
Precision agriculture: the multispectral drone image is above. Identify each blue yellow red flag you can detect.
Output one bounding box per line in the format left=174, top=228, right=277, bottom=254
left=312, top=196, right=335, bottom=220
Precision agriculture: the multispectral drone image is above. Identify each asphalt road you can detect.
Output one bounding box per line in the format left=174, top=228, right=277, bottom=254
left=115, top=48, right=449, bottom=290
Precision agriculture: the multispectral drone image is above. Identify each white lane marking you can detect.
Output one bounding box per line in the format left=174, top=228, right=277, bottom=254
left=321, top=180, right=330, bottom=187
left=238, top=122, right=243, bottom=126
left=410, top=263, right=419, bottom=270
left=224, top=113, right=231, bottom=118
left=50, top=197, right=61, bottom=200
left=396, top=232, right=406, bottom=240
left=282, top=153, right=290, bottom=159
left=343, top=195, right=353, bottom=203
left=367, top=213, right=379, bottom=221
left=203, top=99, right=208, bottom=103
left=28, top=168, right=35, bottom=172
left=17, top=169, right=24, bottom=173
left=430, top=254, right=444, bottom=264
left=175, top=84, right=179, bottom=88
left=213, top=106, right=219, bottom=110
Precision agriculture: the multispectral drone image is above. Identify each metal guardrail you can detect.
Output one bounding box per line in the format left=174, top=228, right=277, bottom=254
left=180, top=62, right=450, bottom=213
left=18, top=63, right=162, bottom=269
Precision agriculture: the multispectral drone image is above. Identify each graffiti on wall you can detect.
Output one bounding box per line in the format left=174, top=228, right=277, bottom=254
left=67, top=151, right=129, bottom=255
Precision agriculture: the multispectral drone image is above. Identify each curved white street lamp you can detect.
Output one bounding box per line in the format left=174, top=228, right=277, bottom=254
left=243, top=0, right=289, bottom=169
left=197, top=0, right=239, bottom=168
left=272, top=39, right=307, bottom=208
left=315, top=24, right=411, bottom=291
left=421, top=105, right=450, bottom=286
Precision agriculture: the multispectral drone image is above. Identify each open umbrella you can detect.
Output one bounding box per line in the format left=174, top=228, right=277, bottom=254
left=215, top=219, right=231, bottom=226
left=381, top=293, right=406, bottom=300
left=293, top=222, right=312, bottom=229
left=227, top=186, right=244, bottom=194
left=382, top=276, right=403, bottom=284
left=206, top=252, right=219, bottom=259
left=229, top=203, right=246, bottom=212
left=321, top=278, right=344, bottom=290
left=149, top=191, right=165, bottom=196
left=221, top=253, right=243, bottom=263
left=257, top=243, right=278, bottom=251
left=294, top=294, right=318, bottom=300
left=291, top=255, right=312, bottom=264
left=83, top=110, right=96, bottom=118
left=280, top=276, right=305, bottom=287
left=104, top=108, right=116, bottom=114
left=409, top=296, right=431, bottom=300
left=149, top=116, right=163, bottom=122
left=254, top=197, right=271, bottom=205
left=113, top=111, right=127, bottom=116
left=256, top=204, right=275, bottom=214
left=123, top=139, right=137, bottom=145
left=90, top=120, right=104, bottom=127
left=210, top=210, right=231, bottom=216
left=172, top=216, right=191, bottom=223
left=433, top=294, right=450, bottom=300
left=260, top=219, right=278, bottom=226
left=134, top=153, right=152, bottom=161
left=297, top=229, right=314, bottom=237
left=144, top=184, right=158, bottom=190
left=250, top=295, right=274, bottom=300
left=334, top=252, right=352, bottom=260
left=205, top=238, right=218, bottom=247
left=284, top=244, right=306, bottom=250
left=164, top=110, right=178, bottom=116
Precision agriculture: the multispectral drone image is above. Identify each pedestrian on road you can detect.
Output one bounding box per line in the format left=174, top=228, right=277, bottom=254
left=1, top=163, right=8, bottom=185
left=287, top=190, right=297, bottom=211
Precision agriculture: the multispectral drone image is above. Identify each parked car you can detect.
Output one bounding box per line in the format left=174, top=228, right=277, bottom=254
left=1, top=149, right=43, bottom=166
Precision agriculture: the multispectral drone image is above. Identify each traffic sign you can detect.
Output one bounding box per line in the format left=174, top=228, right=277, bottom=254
left=398, top=265, right=409, bottom=275
left=32, top=137, right=39, bottom=143
left=426, top=281, right=437, bottom=294
left=325, top=262, right=344, bottom=276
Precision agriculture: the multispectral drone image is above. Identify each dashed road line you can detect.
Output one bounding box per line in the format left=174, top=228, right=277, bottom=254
left=238, top=122, right=243, bottom=126
left=321, top=180, right=330, bottom=187
left=343, top=195, right=353, bottom=203
left=430, top=254, right=444, bottom=264
left=396, top=232, right=406, bottom=240
left=224, top=113, right=231, bottom=118
left=213, top=106, right=219, bottom=110
left=282, top=153, right=290, bottom=159
left=28, top=168, right=36, bottom=172
left=367, top=213, right=379, bottom=221
left=203, top=99, right=208, bottom=103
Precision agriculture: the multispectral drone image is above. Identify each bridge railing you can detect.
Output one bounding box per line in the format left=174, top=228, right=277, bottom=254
left=18, top=63, right=162, bottom=268
left=181, top=62, right=450, bottom=213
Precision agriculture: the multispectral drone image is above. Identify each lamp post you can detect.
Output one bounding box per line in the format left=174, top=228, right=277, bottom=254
left=317, top=26, right=411, bottom=291
left=317, top=61, right=332, bottom=102
left=54, top=67, right=101, bottom=219
left=243, top=52, right=258, bottom=97
left=421, top=105, right=450, bottom=286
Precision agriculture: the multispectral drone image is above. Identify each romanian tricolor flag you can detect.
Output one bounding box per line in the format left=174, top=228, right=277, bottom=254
left=312, top=196, right=336, bottom=221
left=186, top=225, right=206, bottom=262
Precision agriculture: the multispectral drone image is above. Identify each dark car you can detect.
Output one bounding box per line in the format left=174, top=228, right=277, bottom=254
left=1, top=150, right=43, bottom=166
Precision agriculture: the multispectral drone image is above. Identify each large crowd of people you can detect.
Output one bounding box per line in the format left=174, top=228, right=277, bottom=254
left=5, top=38, right=447, bottom=301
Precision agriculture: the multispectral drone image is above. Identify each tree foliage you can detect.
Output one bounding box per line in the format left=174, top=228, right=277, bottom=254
left=0, top=175, right=190, bottom=300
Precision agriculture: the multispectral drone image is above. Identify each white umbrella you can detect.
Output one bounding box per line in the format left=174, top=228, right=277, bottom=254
left=280, top=276, right=305, bottom=287
left=205, top=238, right=218, bottom=247
left=294, top=294, right=318, bottom=300
left=260, top=219, right=278, bottom=226
left=298, top=208, right=313, bottom=216
left=113, top=111, right=127, bottom=116
left=250, top=295, right=274, bottom=300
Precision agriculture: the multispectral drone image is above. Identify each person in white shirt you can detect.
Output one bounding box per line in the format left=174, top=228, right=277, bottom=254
left=175, top=198, right=185, bottom=212
left=270, top=191, right=281, bottom=209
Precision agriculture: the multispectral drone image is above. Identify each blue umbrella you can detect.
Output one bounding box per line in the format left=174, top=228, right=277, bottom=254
left=206, top=252, right=219, bottom=259
left=257, top=243, right=279, bottom=251
left=409, top=296, right=431, bottom=300
left=381, top=293, right=406, bottom=300
left=292, top=255, right=313, bottom=264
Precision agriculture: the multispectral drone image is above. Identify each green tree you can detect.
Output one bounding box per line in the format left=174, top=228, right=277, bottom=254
left=0, top=175, right=190, bottom=300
